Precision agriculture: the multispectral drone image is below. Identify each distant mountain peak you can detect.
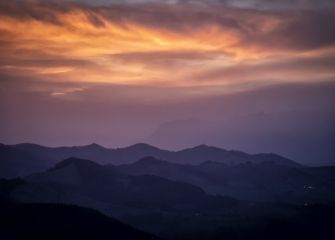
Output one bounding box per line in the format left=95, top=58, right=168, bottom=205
left=79, top=143, right=105, bottom=150
left=88, top=143, right=101, bottom=147
left=194, top=144, right=209, bottom=149
left=125, top=143, right=161, bottom=151
left=49, top=157, right=100, bottom=171
left=184, top=144, right=226, bottom=152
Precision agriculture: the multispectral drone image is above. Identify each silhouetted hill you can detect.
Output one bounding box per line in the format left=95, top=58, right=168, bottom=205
left=0, top=144, right=53, bottom=179
left=122, top=143, right=166, bottom=154
left=3, top=158, right=335, bottom=240
left=10, top=155, right=335, bottom=206
left=0, top=201, right=159, bottom=240
left=50, top=157, right=101, bottom=171
left=127, top=174, right=205, bottom=208
left=11, top=143, right=299, bottom=167
left=0, top=178, right=26, bottom=202
left=14, top=142, right=113, bottom=164
left=13, top=157, right=206, bottom=208
left=0, top=142, right=301, bottom=178
left=2, top=177, right=335, bottom=240
left=118, top=156, right=335, bottom=203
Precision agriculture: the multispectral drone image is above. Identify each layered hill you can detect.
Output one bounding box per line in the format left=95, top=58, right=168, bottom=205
left=1, top=142, right=299, bottom=178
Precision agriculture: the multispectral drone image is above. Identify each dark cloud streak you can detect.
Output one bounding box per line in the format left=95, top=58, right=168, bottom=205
left=2, top=1, right=335, bottom=52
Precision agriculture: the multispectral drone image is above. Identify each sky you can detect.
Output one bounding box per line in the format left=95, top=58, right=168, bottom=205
left=0, top=0, right=334, bottom=165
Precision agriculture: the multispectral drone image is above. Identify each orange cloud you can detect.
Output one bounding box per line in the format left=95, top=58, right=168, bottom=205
left=0, top=1, right=334, bottom=91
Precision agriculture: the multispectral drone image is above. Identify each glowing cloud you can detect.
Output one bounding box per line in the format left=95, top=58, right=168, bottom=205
left=0, top=1, right=335, bottom=91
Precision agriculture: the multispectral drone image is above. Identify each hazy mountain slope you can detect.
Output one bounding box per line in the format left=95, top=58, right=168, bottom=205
left=14, top=143, right=114, bottom=164
left=116, top=144, right=298, bottom=166
left=13, top=142, right=173, bottom=165
left=118, top=157, right=335, bottom=203
left=0, top=142, right=300, bottom=179
left=0, top=144, right=52, bottom=179
left=12, top=157, right=206, bottom=208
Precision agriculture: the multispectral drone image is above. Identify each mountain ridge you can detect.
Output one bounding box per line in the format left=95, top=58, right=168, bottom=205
left=1, top=142, right=301, bottom=179
left=11, top=142, right=299, bottom=164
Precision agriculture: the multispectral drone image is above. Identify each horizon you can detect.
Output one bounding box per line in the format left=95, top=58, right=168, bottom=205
left=1, top=141, right=285, bottom=155
left=2, top=141, right=332, bottom=167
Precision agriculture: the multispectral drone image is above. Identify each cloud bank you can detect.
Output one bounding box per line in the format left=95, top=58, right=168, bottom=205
left=1, top=0, right=335, bottom=90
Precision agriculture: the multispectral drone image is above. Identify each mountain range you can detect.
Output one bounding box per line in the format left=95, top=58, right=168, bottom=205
left=1, top=143, right=335, bottom=239
left=0, top=142, right=299, bottom=179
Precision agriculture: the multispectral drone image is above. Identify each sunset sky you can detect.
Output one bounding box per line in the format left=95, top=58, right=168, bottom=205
left=1, top=0, right=334, bottom=165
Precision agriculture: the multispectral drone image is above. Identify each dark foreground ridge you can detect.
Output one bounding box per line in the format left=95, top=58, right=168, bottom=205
left=0, top=179, right=158, bottom=240
left=0, top=202, right=160, bottom=240
left=1, top=147, right=335, bottom=240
